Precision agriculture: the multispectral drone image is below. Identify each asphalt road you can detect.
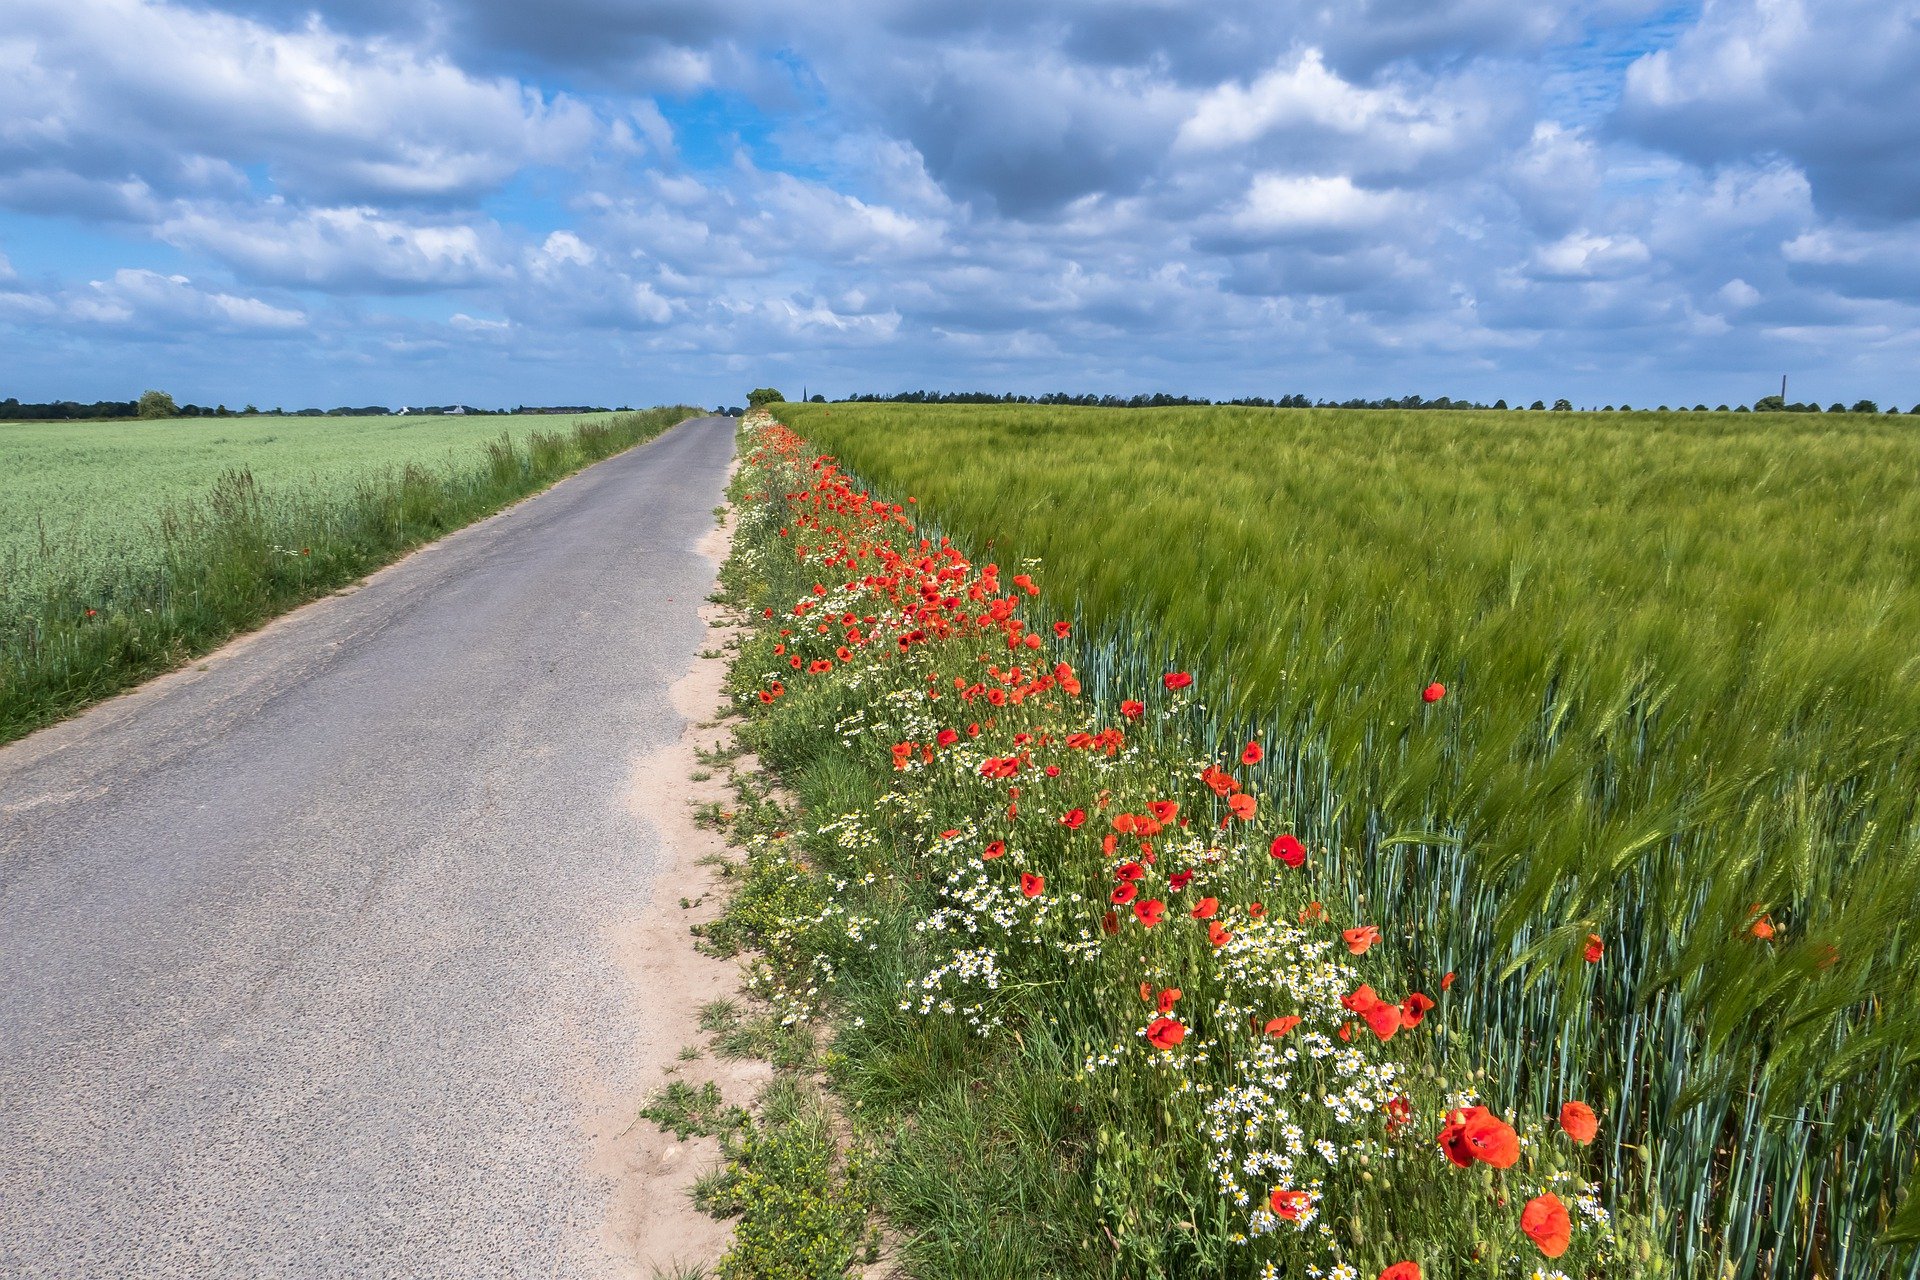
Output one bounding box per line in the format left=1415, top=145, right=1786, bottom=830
left=0, top=415, right=738, bottom=1278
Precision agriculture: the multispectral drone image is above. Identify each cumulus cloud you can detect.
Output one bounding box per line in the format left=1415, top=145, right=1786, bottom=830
left=157, top=204, right=514, bottom=291
left=0, top=268, right=307, bottom=334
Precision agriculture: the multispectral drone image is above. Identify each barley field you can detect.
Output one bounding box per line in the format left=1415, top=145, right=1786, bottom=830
left=775, top=401, right=1920, bottom=1277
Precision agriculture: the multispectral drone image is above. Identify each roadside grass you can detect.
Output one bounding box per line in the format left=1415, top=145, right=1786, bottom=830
left=770, top=401, right=1920, bottom=1278
left=0, top=406, right=700, bottom=744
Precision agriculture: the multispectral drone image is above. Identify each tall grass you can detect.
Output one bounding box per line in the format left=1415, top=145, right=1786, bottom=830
left=777, top=401, right=1920, bottom=1278
left=0, top=407, right=701, bottom=743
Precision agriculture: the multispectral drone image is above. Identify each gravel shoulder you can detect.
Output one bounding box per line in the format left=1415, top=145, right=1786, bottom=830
left=0, top=415, right=741, bottom=1278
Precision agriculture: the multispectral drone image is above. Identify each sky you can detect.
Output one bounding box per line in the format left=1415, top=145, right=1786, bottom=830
left=1, top=0, right=1916, bottom=410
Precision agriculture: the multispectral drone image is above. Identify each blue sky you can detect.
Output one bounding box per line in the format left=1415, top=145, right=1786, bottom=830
left=1, top=0, right=1916, bottom=410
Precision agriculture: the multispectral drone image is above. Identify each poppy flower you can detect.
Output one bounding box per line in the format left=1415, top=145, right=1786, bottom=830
left=1120, top=700, right=1145, bottom=720
left=1053, top=620, right=1071, bottom=638
left=1385, top=1095, right=1413, bottom=1134
left=1100, top=834, right=1118, bottom=857
left=1115, top=860, right=1146, bottom=882
left=1206, top=921, right=1233, bottom=947
left=1247, top=902, right=1265, bottom=919
left=1163, top=671, right=1194, bottom=691
left=1422, top=682, right=1446, bottom=703
left=757, top=690, right=774, bottom=703
left=1559, top=1101, right=1598, bottom=1145
left=1145, top=1017, right=1185, bottom=1050
left=85, top=608, right=98, bottom=617
left=1191, top=897, right=1219, bottom=920
left=1100, top=910, right=1120, bottom=935
left=1227, top=793, right=1257, bottom=821
left=1400, top=992, right=1435, bottom=1027
left=1019, top=873, right=1045, bottom=898
left=1521, top=1193, right=1572, bottom=1258
left=1269, top=834, right=1306, bottom=867
left=1379, top=1264, right=1421, bottom=1280
left=1060, top=808, right=1087, bottom=829
left=1463, top=1110, right=1521, bottom=1168
left=1147, top=799, right=1179, bottom=824
left=1111, top=883, right=1138, bottom=906
left=936, top=728, right=960, bottom=747
left=1299, top=901, right=1325, bottom=923
left=1269, top=1189, right=1309, bottom=1220
left=1167, top=869, right=1194, bottom=890
left=1156, top=986, right=1181, bottom=1013
left=982, top=841, right=1006, bottom=860
left=1343, top=925, right=1381, bottom=955
left=1748, top=906, right=1777, bottom=940
left=1440, top=970, right=1456, bottom=991
left=1583, top=933, right=1604, bottom=964
left=1241, top=741, right=1264, bottom=765
left=1364, top=1002, right=1402, bottom=1040
left=1264, top=1015, right=1301, bottom=1037
left=1134, top=898, right=1166, bottom=928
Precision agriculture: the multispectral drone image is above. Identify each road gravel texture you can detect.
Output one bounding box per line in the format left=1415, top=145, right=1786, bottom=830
left=0, top=415, right=739, bottom=1277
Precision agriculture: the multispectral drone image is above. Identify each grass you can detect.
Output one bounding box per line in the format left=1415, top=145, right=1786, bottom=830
left=0, top=406, right=701, bottom=743
left=737, top=404, right=1920, bottom=1278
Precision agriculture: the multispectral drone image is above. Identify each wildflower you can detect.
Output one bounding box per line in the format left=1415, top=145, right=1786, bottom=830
left=1559, top=1101, right=1598, bottom=1145
left=1299, top=901, right=1325, bottom=923
left=1380, top=1265, right=1422, bottom=1280
left=1156, top=987, right=1181, bottom=1013
left=1020, top=873, right=1045, bottom=898
left=1120, top=700, right=1145, bottom=720
left=1386, top=1095, right=1413, bottom=1134
left=1134, top=898, right=1166, bottom=928
left=1401, top=992, right=1435, bottom=1027
left=1111, top=883, right=1139, bottom=906
left=1521, top=1193, right=1572, bottom=1258
left=1207, top=921, right=1233, bottom=947
left=1147, top=799, right=1179, bottom=824
left=981, top=841, right=1006, bottom=861
left=1053, top=620, right=1071, bottom=638
left=1439, top=1106, right=1520, bottom=1169
left=1167, top=869, right=1194, bottom=890
left=1270, top=834, right=1306, bottom=867
left=1061, top=808, right=1087, bottom=829
left=1145, top=1017, right=1186, bottom=1050
left=1343, top=925, right=1381, bottom=955
left=1583, top=933, right=1603, bottom=964
left=1163, top=671, right=1194, bottom=691
left=1422, top=682, right=1446, bottom=703
left=1441, top=971, right=1456, bottom=990
left=936, top=728, right=960, bottom=747
left=1265, top=1015, right=1301, bottom=1038
left=1269, top=1188, right=1309, bottom=1220
left=1191, top=897, right=1219, bottom=920
left=1241, top=741, right=1264, bottom=765
left=1100, top=911, right=1120, bottom=935
left=1227, top=793, right=1257, bottom=821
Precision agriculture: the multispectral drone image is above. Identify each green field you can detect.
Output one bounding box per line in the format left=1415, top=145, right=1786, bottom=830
left=0, top=407, right=697, bottom=742
left=0, top=412, right=626, bottom=598
left=775, top=401, right=1920, bottom=1276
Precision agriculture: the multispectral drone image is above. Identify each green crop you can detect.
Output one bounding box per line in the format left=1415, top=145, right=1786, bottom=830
left=777, top=401, right=1920, bottom=1280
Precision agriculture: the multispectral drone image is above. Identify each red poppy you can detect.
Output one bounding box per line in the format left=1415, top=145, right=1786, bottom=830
left=1343, top=925, right=1381, bottom=955
left=1053, top=620, right=1071, bottom=638
left=1364, top=1002, right=1402, bottom=1040
left=1227, top=793, right=1257, bottom=821
left=1440, top=970, right=1456, bottom=991
left=1269, top=1189, right=1309, bottom=1220
left=1422, top=682, right=1446, bottom=703
left=1111, top=883, right=1138, bottom=906
left=982, top=841, right=1006, bottom=861
left=1134, top=898, right=1166, bottom=928
left=85, top=608, right=98, bottom=617
left=1247, top=902, right=1265, bottom=918
left=1379, top=1264, right=1421, bottom=1280
left=1147, top=799, right=1179, bottom=824
left=1191, top=897, right=1219, bottom=920
left=1115, top=860, right=1146, bottom=881
left=1101, top=834, right=1118, bottom=857
left=1020, top=873, right=1044, bottom=898
left=1241, top=742, right=1264, bottom=765
left=1464, top=1110, right=1521, bottom=1168
left=1120, top=700, right=1145, bottom=720
left=1298, top=901, right=1325, bottom=923
left=1385, top=1095, right=1413, bottom=1134
left=1559, top=1101, right=1598, bottom=1145
left=1269, top=834, right=1306, bottom=867
left=1156, top=986, right=1181, bottom=1013
left=757, top=690, right=774, bottom=703
left=1583, top=933, right=1604, bottom=964
left=1521, top=1193, right=1572, bottom=1258
left=1060, top=808, right=1087, bottom=829
left=936, top=728, right=960, bottom=747
left=1145, top=1017, right=1185, bottom=1050
left=1167, top=869, right=1194, bottom=890
left=1401, top=992, right=1435, bottom=1027
left=1207, top=921, right=1233, bottom=947
left=1163, top=671, right=1194, bottom=691
left=1100, top=910, right=1120, bottom=935
left=1264, top=1015, right=1301, bottom=1037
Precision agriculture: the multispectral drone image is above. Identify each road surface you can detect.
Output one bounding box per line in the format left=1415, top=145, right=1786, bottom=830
left=0, top=415, right=737, bottom=1277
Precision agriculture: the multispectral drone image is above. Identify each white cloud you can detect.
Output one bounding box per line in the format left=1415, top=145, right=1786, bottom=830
left=64, top=269, right=306, bottom=331
left=1529, top=231, right=1651, bottom=280
left=1231, top=174, right=1405, bottom=240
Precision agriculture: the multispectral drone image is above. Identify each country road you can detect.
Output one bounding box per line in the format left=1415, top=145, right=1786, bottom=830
left=0, top=415, right=739, bottom=1278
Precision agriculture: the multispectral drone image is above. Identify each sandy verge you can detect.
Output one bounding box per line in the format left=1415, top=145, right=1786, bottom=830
left=582, top=510, right=770, bottom=1277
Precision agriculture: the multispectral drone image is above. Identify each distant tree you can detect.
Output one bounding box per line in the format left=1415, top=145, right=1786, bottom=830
left=1754, top=395, right=1785, bottom=412
left=1493, top=398, right=1508, bottom=409
left=137, top=389, right=178, bottom=419
left=1552, top=398, right=1572, bottom=412
left=1716, top=405, right=1729, bottom=411
left=1694, top=404, right=1708, bottom=411
left=243, top=404, right=259, bottom=415
left=1829, top=402, right=1846, bottom=414
left=1527, top=400, right=1544, bottom=410
left=1850, top=400, right=1878, bottom=414
left=746, top=387, right=786, bottom=407
left=1734, top=404, right=1751, bottom=412
left=809, top=394, right=826, bottom=403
